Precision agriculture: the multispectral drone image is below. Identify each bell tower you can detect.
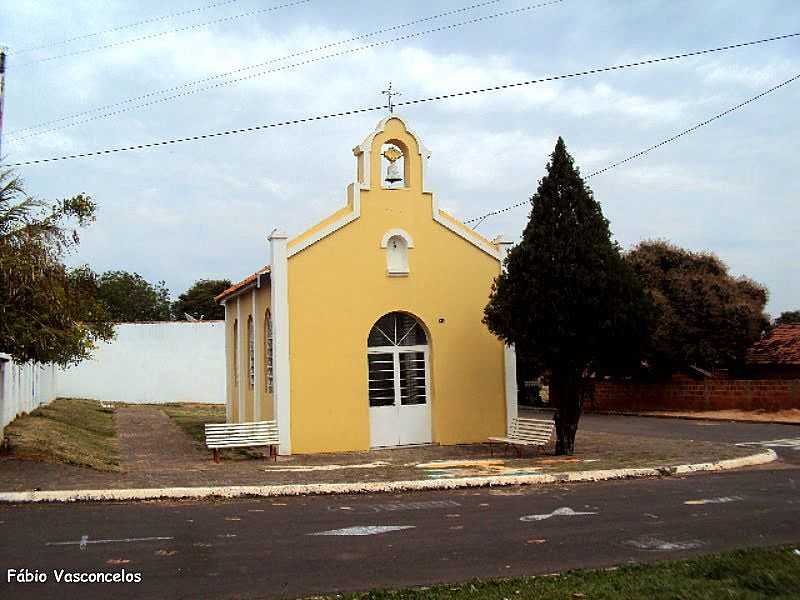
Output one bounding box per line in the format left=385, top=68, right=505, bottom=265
left=352, top=114, right=432, bottom=194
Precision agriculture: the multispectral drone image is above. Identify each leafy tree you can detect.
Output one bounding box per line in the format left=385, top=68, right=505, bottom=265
left=0, top=169, right=114, bottom=365
left=96, top=271, right=172, bottom=322
left=775, top=311, right=800, bottom=325
left=484, top=138, right=649, bottom=455
left=625, top=240, right=769, bottom=373
left=173, top=279, right=231, bottom=321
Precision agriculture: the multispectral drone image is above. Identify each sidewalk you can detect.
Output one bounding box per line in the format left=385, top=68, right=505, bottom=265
left=0, top=405, right=767, bottom=498
left=590, top=408, right=800, bottom=426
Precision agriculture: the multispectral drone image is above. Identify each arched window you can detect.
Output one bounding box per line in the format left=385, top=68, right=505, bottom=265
left=381, top=229, right=413, bottom=276
left=367, top=312, right=429, bottom=409
left=368, top=312, right=427, bottom=348
left=265, top=309, right=274, bottom=395
left=247, top=316, right=255, bottom=389
left=232, top=319, right=239, bottom=388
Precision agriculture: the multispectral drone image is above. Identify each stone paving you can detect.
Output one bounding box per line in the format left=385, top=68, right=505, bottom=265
left=116, top=406, right=209, bottom=477
left=0, top=405, right=757, bottom=493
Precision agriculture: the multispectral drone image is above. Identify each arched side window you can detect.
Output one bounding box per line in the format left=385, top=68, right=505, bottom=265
left=265, top=309, right=274, bottom=395
left=380, top=229, right=414, bottom=276
left=247, top=316, right=255, bottom=389
left=232, top=319, right=239, bottom=388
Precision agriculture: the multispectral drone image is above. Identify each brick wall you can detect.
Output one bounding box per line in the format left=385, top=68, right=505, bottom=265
left=591, top=378, right=800, bottom=412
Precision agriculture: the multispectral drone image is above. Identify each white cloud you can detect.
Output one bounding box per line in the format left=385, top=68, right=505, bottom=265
left=608, top=163, right=745, bottom=194
left=698, top=59, right=796, bottom=89
left=3, top=0, right=798, bottom=313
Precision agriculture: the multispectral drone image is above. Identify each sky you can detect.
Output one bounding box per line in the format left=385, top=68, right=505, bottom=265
left=1, top=0, right=798, bottom=315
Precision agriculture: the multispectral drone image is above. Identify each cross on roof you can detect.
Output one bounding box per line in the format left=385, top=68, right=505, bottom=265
left=381, top=82, right=401, bottom=114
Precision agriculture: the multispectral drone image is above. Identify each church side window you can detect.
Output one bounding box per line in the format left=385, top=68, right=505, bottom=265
left=247, top=316, right=255, bottom=389
left=232, top=319, right=238, bottom=388
left=265, top=309, right=274, bottom=395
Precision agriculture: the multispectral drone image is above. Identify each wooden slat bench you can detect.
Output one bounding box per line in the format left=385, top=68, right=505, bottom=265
left=204, top=420, right=279, bottom=463
left=487, top=417, right=554, bottom=456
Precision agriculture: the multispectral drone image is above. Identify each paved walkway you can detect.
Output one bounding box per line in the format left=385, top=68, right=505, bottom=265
left=116, top=406, right=207, bottom=475
left=0, top=408, right=767, bottom=493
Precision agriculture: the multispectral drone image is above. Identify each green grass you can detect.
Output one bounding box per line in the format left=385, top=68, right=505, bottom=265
left=318, top=546, right=800, bottom=600
left=3, top=398, right=119, bottom=471
left=159, top=403, right=225, bottom=444
left=159, top=403, right=261, bottom=459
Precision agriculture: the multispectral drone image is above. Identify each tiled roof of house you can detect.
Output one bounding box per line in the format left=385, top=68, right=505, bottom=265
left=747, top=324, right=800, bottom=365
left=214, top=266, right=270, bottom=303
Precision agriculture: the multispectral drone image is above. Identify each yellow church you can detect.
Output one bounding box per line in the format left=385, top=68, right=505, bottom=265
left=216, top=114, right=517, bottom=455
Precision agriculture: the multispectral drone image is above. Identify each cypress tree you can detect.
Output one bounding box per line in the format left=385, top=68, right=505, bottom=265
left=484, top=138, right=648, bottom=454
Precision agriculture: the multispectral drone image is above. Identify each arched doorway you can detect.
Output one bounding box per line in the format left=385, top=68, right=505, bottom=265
left=367, top=312, right=431, bottom=447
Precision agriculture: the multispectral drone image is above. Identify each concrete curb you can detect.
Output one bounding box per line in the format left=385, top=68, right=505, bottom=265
left=586, top=410, right=800, bottom=427
left=0, top=449, right=777, bottom=504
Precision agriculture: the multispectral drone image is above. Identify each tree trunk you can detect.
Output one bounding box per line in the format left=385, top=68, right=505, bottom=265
left=551, top=368, right=583, bottom=455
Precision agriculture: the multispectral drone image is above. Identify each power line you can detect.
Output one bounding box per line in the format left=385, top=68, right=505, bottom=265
left=9, top=0, right=243, bottom=55
left=10, top=3, right=561, bottom=144
left=3, top=33, right=799, bottom=169
left=3, top=104, right=387, bottom=167
left=13, top=14, right=796, bottom=148
left=465, top=71, right=800, bottom=228
left=16, top=0, right=313, bottom=67
left=583, top=73, right=800, bottom=178
left=6, top=0, right=513, bottom=140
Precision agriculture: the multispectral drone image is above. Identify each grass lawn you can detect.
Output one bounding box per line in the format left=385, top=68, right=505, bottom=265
left=3, top=398, right=119, bottom=471
left=160, top=403, right=225, bottom=445
left=159, top=403, right=261, bottom=459
left=319, top=546, right=800, bottom=600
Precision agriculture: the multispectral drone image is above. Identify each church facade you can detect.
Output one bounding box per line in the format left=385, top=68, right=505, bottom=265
left=216, top=115, right=517, bottom=455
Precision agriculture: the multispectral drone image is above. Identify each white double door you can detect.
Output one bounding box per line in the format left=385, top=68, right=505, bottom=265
left=368, top=345, right=431, bottom=448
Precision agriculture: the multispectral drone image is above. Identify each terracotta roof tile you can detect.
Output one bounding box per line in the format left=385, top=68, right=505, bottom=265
left=747, top=324, right=800, bottom=365
left=215, top=266, right=270, bottom=303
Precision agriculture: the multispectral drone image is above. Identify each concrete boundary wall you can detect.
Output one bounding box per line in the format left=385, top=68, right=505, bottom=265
left=0, top=355, right=58, bottom=433
left=592, top=378, right=800, bottom=412
left=57, top=322, right=225, bottom=405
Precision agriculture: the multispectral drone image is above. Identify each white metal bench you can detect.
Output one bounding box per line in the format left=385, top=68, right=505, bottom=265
left=204, top=420, right=279, bottom=463
left=487, top=417, right=554, bottom=456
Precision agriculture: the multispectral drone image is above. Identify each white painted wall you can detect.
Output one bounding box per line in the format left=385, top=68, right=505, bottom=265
left=58, top=321, right=225, bottom=405
left=0, top=355, right=58, bottom=433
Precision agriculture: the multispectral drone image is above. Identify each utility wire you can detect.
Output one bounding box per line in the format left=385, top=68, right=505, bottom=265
left=16, top=0, right=313, bottom=67
left=3, top=104, right=387, bottom=167
left=6, top=0, right=512, bottom=140
left=466, top=71, right=800, bottom=228
left=3, top=33, right=799, bottom=169
left=9, top=0, right=243, bottom=55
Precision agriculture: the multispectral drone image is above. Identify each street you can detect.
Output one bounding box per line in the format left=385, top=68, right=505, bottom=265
left=1, top=415, right=799, bottom=600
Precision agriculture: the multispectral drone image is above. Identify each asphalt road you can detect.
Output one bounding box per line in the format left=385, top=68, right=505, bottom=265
left=576, top=412, right=800, bottom=464
left=1, top=415, right=798, bottom=600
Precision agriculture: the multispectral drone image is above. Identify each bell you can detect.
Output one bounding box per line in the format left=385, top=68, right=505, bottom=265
left=385, top=161, right=402, bottom=184
left=383, top=145, right=403, bottom=185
